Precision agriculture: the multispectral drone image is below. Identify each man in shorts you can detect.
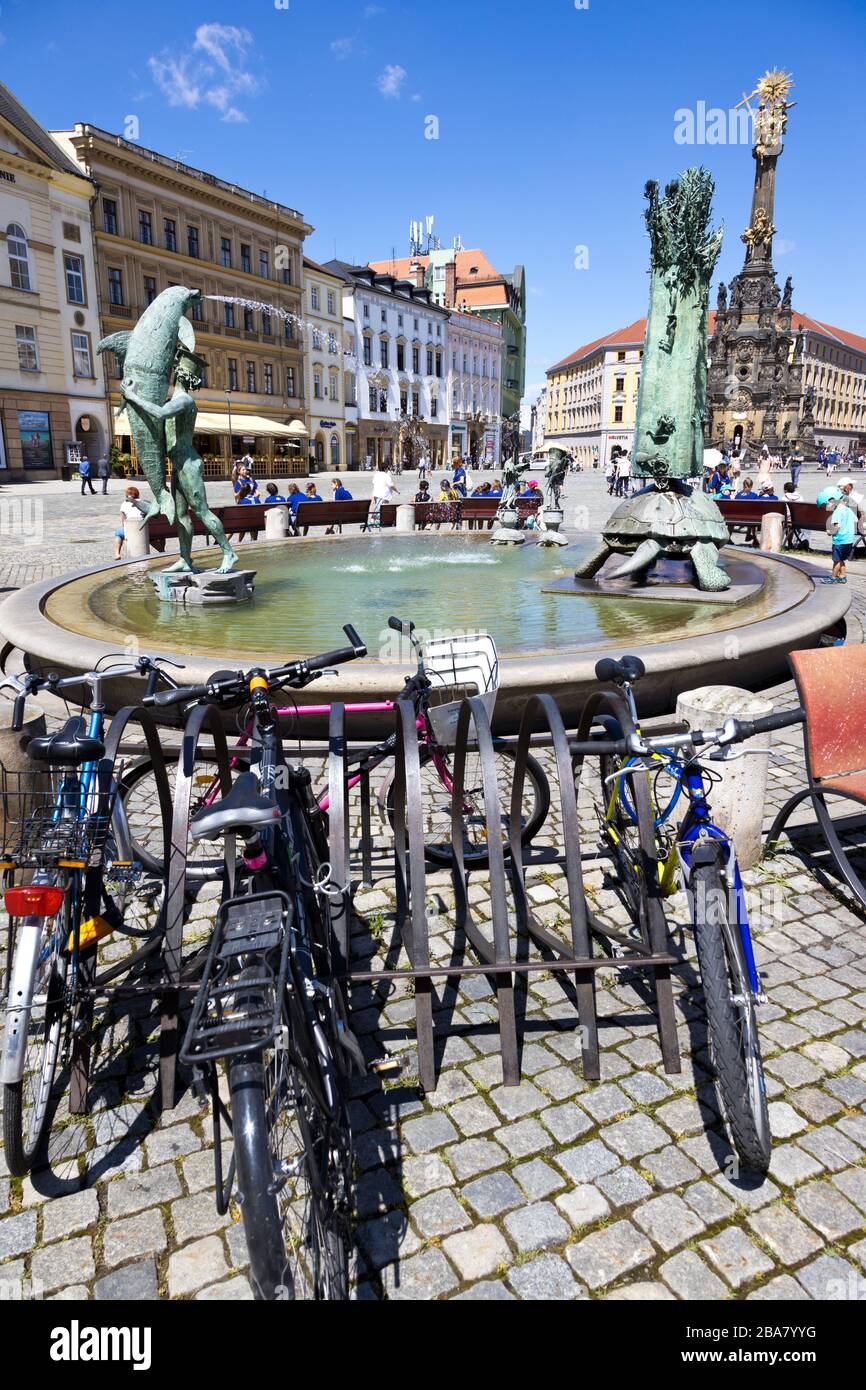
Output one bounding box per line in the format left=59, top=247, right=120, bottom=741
left=825, top=495, right=856, bottom=584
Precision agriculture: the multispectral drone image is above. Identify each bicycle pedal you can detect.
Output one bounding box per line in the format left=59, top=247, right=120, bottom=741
left=369, top=1055, right=403, bottom=1076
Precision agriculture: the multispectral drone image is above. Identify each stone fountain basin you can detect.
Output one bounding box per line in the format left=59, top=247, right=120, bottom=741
left=0, top=533, right=848, bottom=735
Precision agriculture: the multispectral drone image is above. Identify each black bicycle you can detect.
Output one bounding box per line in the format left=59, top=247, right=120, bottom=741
left=146, top=628, right=367, bottom=1300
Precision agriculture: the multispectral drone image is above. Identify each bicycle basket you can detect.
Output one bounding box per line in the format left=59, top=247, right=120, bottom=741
left=422, top=631, right=500, bottom=746
left=0, top=765, right=117, bottom=868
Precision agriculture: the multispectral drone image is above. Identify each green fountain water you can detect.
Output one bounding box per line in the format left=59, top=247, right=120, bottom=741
left=51, top=534, right=732, bottom=662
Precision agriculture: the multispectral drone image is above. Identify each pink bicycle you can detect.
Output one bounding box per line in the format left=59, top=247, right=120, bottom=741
left=120, top=616, right=550, bottom=878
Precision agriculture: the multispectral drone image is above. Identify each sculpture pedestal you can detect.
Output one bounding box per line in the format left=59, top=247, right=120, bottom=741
left=760, top=512, right=784, bottom=553
left=396, top=503, right=416, bottom=533
left=150, top=570, right=256, bottom=604
left=265, top=505, right=289, bottom=539
left=125, top=517, right=150, bottom=559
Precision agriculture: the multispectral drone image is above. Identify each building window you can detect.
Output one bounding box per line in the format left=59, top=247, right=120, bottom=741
left=259, top=250, right=269, bottom=279
left=329, top=373, right=338, bottom=402
left=246, top=361, right=256, bottom=392
left=363, top=303, right=369, bottom=319
left=363, top=338, right=372, bottom=367
left=617, top=351, right=626, bottom=362
left=187, top=226, right=199, bottom=258
left=107, top=267, right=124, bottom=306
left=331, top=434, right=340, bottom=469
left=398, top=313, right=404, bottom=328
left=381, top=309, right=387, bottom=324
left=224, top=303, right=235, bottom=328
left=286, top=366, right=296, bottom=396
left=427, top=349, right=433, bottom=375
left=311, top=285, right=320, bottom=310
left=400, top=390, right=408, bottom=413
left=436, top=351, right=442, bottom=377
left=16, top=325, right=38, bottom=372
left=220, top=237, right=232, bottom=268
left=241, top=244, right=251, bottom=274
left=7, top=224, right=31, bottom=291
left=452, top=351, right=457, bottom=371
left=614, top=405, right=624, bottom=423
left=143, top=275, right=157, bottom=306
left=71, top=331, right=93, bottom=377
left=381, top=339, right=389, bottom=369
left=244, top=308, right=254, bottom=332
left=191, top=295, right=203, bottom=322
left=314, top=368, right=323, bottom=399
left=437, top=324, right=442, bottom=339
left=412, top=346, right=420, bottom=374
left=138, top=210, right=153, bottom=245
left=615, top=377, right=625, bottom=392
left=264, top=364, right=273, bottom=395
left=262, top=310, right=271, bottom=336
left=379, top=390, right=387, bottom=412
left=284, top=318, right=294, bottom=342
left=228, top=358, right=238, bottom=391
left=412, top=391, right=420, bottom=417
left=312, top=328, right=321, bottom=351
left=327, top=291, right=335, bottom=315
left=64, top=254, right=85, bottom=305
left=164, top=218, right=177, bottom=251
left=397, top=342, right=405, bottom=371
left=102, top=199, right=118, bottom=235
left=328, top=332, right=337, bottom=354
left=369, top=385, right=378, bottom=413
left=431, top=397, right=438, bottom=419
left=282, top=262, right=292, bottom=285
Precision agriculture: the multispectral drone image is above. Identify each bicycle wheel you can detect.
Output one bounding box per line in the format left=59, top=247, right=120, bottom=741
left=119, top=754, right=247, bottom=881
left=597, top=751, right=654, bottom=947
left=2, top=888, right=71, bottom=1176
left=229, top=981, right=352, bottom=1300
left=690, top=859, right=771, bottom=1173
left=387, top=741, right=550, bottom=866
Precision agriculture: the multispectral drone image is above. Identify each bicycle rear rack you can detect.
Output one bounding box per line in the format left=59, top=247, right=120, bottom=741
left=180, top=890, right=291, bottom=1065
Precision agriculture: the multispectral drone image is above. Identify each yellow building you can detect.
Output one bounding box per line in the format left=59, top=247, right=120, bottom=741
left=545, top=321, right=644, bottom=468
left=302, top=257, right=349, bottom=471
left=52, top=123, right=312, bottom=476
left=0, top=83, right=109, bottom=478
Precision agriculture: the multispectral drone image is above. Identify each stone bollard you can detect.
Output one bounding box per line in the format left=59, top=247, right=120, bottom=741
left=396, top=503, right=416, bottom=533
left=760, top=511, right=784, bottom=553
left=124, top=516, right=150, bottom=559
left=675, top=685, right=774, bottom=869
left=265, top=505, right=289, bottom=539
left=0, top=698, right=48, bottom=846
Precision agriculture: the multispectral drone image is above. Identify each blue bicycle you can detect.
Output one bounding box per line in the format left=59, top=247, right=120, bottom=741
left=589, top=656, right=803, bottom=1173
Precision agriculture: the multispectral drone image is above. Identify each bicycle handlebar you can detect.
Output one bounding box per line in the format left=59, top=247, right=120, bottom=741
left=571, top=706, right=805, bottom=761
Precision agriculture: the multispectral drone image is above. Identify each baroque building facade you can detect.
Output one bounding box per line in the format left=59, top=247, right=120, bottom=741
left=52, top=123, right=311, bottom=476
left=446, top=308, right=502, bottom=464
left=302, top=256, right=348, bottom=472
left=326, top=262, right=449, bottom=470
left=0, top=82, right=108, bottom=479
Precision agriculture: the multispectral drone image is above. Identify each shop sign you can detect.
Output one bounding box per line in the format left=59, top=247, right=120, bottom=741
left=18, top=410, right=53, bottom=470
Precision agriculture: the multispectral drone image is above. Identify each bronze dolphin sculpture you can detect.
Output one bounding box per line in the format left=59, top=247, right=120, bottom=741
left=98, top=286, right=203, bottom=523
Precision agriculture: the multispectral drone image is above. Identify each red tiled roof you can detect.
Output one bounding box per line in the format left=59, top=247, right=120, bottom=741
left=369, top=248, right=505, bottom=286
left=549, top=309, right=866, bottom=375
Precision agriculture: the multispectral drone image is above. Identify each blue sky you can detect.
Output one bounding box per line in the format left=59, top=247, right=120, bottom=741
left=3, top=0, right=864, bottom=416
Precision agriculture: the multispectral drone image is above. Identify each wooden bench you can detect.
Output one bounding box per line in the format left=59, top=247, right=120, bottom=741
left=718, top=498, right=842, bottom=552
left=766, top=646, right=866, bottom=910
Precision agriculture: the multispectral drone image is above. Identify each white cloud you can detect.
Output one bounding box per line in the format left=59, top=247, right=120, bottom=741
left=148, top=23, right=262, bottom=122
left=377, top=64, right=406, bottom=98
left=330, top=37, right=355, bottom=60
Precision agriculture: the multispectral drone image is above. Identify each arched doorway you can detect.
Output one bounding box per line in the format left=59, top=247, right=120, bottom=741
left=75, top=414, right=104, bottom=462
left=330, top=434, right=341, bottom=470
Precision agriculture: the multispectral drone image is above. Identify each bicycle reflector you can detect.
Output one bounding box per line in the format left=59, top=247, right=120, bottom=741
left=4, top=885, right=65, bottom=917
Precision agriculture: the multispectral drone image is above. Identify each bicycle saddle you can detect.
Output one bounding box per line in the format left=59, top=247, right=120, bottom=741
left=28, top=716, right=106, bottom=767
left=595, top=655, right=646, bottom=686
left=190, top=771, right=282, bottom=842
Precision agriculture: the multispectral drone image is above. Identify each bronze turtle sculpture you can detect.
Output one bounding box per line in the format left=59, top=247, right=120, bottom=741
left=574, top=480, right=731, bottom=592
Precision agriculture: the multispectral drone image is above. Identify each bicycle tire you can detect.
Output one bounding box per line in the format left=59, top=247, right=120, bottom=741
left=387, top=742, right=551, bottom=866
left=597, top=751, right=653, bottom=948
left=691, top=860, right=771, bottom=1173
left=119, top=755, right=249, bottom=883
left=2, top=892, right=71, bottom=1176
left=229, top=993, right=352, bottom=1300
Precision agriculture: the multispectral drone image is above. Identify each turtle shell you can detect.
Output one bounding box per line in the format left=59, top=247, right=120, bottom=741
left=604, top=485, right=729, bottom=551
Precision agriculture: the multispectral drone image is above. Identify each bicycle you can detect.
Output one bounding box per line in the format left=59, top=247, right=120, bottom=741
left=146, top=627, right=368, bottom=1300
left=582, top=655, right=803, bottom=1172
left=122, top=615, right=551, bottom=879
left=0, top=655, right=176, bottom=1176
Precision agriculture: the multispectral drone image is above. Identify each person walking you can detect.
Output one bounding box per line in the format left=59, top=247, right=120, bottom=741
left=824, top=493, right=856, bottom=584
left=605, top=450, right=618, bottom=496
left=788, top=444, right=805, bottom=491
left=367, top=462, right=399, bottom=530
left=615, top=451, right=632, bottom=498
left=79, top=454, right=96, bottom=495
left=97, top=455, right=110, bottom=495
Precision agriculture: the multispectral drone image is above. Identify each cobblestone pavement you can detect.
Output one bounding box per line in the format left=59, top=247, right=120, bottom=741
left=0, top=476, right=865, bottom=1301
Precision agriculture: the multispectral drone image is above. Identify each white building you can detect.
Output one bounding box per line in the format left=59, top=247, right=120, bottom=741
left=530, top=387, right=547, bottom=456
left=325, top=261, right=449, bottom=469
left=447, top=309, right=502, bottom=465
left=302, top=256, right=348, bottom=471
